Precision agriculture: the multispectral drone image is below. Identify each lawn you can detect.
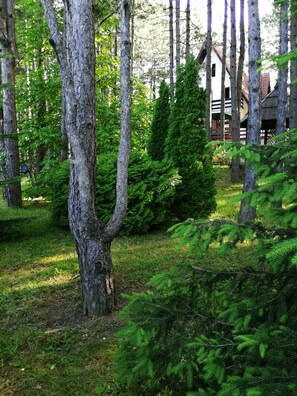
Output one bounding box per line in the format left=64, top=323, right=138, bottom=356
left=0, top=167, right=251, bottom=395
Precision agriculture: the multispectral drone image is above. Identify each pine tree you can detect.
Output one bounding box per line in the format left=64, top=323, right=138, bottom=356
left=147, top=80, right=170, bottom=161
left=165, top=56, right=216, bottom=220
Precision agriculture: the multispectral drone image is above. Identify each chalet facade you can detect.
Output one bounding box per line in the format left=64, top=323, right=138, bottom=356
left=197, top=46, right=249, bottom=141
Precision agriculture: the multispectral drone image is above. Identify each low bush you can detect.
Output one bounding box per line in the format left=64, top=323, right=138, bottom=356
left=28, top=152, right=180, bottom=234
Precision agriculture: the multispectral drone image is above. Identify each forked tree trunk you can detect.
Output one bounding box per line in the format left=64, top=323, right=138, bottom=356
left=42, top=0, right=131, bottom=316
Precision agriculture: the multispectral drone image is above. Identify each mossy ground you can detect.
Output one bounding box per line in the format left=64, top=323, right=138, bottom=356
left=0, top=167, right=252, bottom=395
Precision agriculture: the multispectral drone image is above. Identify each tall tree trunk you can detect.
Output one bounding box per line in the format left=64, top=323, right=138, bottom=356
left=169, top=0, right=174, bottom=94
left=206, top=0, right=212, bottom=140
left=220, top=0, right=228, bottom=141
left=230, top=0, right=240, bottom=182
left=289, top=0, right=297, bottom=129
left=236, top=0, right=245, bottom=135
left=276, top=0, right=288, bottom=136
left=175, top=0, right=181, bottom=70
left=42, top=0, right=131, bottom=316
left=238, top=0, right=261, bottom=223
left=0, top=0, right=21, bottom=207
left=185, top=0, right=190, bottom=59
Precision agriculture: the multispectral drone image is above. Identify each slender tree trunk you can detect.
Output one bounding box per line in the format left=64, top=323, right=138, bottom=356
left=220, top=0, right=228, bottom=141
left=185, top=0, right=190, bottom=59
left=230, top=0, right=240, bottom=182
left=42, top=0, right=131, bottom=316
left=0, top=0, right=21, bottom=207
left=289, top=0, right=297, bottom=129
left=206, top=0, right=212, bottom=140
left=236, top=0, right=245, bottom=134
left=169, top=0, right=174, bottom=94
left=276, top=0, right=288, bottom=136
left=175, top=0, right=181, bottom=70
left=238, top=0, right=261, bottom=223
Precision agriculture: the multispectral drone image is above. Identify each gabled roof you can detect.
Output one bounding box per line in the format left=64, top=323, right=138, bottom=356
left=197, top=44, right=249, bottom=102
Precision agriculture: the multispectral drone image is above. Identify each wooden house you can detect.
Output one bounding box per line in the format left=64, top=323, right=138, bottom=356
left=197, top=46, right=249, bottom=141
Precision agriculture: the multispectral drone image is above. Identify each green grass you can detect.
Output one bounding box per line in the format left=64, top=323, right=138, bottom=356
left=0, top=166, right=252, bottom=395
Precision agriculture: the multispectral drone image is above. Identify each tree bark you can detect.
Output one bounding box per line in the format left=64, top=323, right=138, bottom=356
left=0, top=0, right=21, bottom=207
left=238, top=0, right=261, bottom=223
left=230, top=0, right=240, bottom=183
left=289, top=0, right=297, bottom=129
left=206, top=0, right=212, bottom=140
left=185, top=0, right=190, bottom=59
left=236, top=0, right=245, bottom=135
left=41, top=0, right=131, bottom=316
left=276, top=0, right=288, bottom=136
left=220, top=0, right=228, bottom=141
left=169, top=0, right=174, bottom=94
left=175, top=0, right=181, bottom=70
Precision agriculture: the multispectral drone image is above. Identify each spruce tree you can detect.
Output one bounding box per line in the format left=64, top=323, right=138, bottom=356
left=165, top=55, right=216, bottom=220
left=147, top=80, right=170, bottom=161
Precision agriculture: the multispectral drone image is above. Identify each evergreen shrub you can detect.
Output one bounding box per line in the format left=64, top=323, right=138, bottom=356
left=115, top=131, right=297, bottom=395
left=32, top=152, right=179, bottom=234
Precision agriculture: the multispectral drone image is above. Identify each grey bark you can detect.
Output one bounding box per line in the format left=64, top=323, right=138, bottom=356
left=276, top=0, right=288, bottom=136
left=206, top=0, right=212, bottom=140
left=230, top=0, right=240, bottom=182
left=0, top=0, right=21, bottom=207
left=220, top=0, right=228, bottom=140
left=175, top=0, right=181, bottom=69
left=238, top=0, right=261, bottom=223
left=41, top=0, right=131, bottom=316
left=289, top=0, right=297, bottom=129
left=169, top=0, right=174, bottom=93
left=185, top=0, right=190, bottom=59
left=237, top=0, right=245, bottom=133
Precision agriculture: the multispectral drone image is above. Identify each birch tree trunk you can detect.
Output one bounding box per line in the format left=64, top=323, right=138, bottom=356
left=220, top=0, right=228, bottom=140
left=230, top=0, right=240, bottom=182
left=206, top=0, right=212, bottom=140
left=276, top=0, right=288, bottom=136
left=169, top=0, right=174, bottom=93
left=238, top=0, right=261, bottom=223
left=0, top=0, right=21, bottom=207
left=41, top=0, right=131, bottom=316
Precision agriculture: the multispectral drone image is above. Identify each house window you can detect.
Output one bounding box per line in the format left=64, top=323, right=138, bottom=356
left=225, top=87, right=230, bottom=99
left=211, top=63, right=216, bottom=77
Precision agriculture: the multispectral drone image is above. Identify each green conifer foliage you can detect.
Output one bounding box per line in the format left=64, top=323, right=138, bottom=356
left=165, top=56, right=216, bottom=220
left=115, top=131, right=297, bottom=395
left=147, top=80, right=170, bottom=161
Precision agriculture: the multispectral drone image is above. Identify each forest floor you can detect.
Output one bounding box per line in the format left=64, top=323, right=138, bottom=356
left=0, top=167, right=255, bottom=396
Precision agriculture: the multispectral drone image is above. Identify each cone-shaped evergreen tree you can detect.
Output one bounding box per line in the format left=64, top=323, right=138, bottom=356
left=147, top=81, right=171, bottom=161
left=165, top=56, right=216, bottom=219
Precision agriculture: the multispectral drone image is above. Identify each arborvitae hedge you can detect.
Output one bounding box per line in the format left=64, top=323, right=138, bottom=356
left=165, top=56, right=216, bottom=220
left=147, top=80, right=171, bottom=161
